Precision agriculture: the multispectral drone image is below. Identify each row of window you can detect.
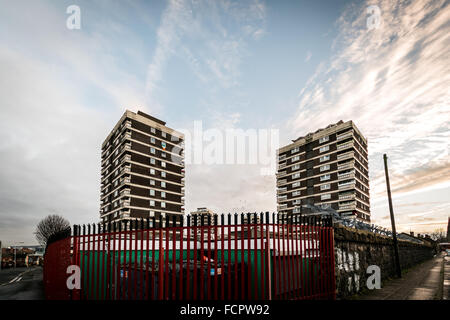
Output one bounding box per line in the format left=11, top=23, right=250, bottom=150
left=111, top=177, right=168, bottom=188
left=291, top=172, right=331, bottom=182
left=290, top=147, right=331, bottom=163
left=288, top=135, right=330, bottom=156
left=111, top=199, right=169, bottom=209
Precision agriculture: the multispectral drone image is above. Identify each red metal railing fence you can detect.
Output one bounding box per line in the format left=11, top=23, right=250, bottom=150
left=44, top=213, right=336, bottom=300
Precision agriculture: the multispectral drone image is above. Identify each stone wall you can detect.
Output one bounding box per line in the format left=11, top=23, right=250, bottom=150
left=334, top=224, right=436, bottom=299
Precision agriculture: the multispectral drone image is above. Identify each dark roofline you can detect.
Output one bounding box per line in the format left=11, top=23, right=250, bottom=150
left=137, top=111, right=166, bottom=126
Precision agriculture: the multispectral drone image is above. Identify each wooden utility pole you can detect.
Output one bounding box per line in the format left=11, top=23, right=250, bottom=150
left=383, top=154, right=402, bottom=278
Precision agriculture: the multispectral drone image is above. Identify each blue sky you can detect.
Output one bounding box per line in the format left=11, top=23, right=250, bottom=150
left=0, top=0, right=449, bottom=245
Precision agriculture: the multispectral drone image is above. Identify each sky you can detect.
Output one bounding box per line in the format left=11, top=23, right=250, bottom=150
left=0, top=0, right=449, bottom=246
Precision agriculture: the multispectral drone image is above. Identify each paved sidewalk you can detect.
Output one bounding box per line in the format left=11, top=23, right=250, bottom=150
left=444, top=254, right=450, bottom=300
left=358, top=253, right=444, bottom=300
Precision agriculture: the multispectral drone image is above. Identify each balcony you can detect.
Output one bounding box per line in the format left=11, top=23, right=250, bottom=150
left=337, top=130, right=353, bottom=141
left=122, top=142, right=131, bottom=152
left=339, top=193, right=355, bottom=200
left=278, top=195, right=287, bottom=201
left=276, top=171, right=287, bottom=178
left=279, top=162, right=286, bottom=169
left=120, top=188, right=130, bottom=197
left=337, top=141, right=353, bottom=151
left=277, top=188, right=287, bottom=195
left=120, top=154, right=131, bottom=165
left=277, top=179, right=287, bottom=186
left=121, top=132, right=132, bottom=144
left=120, top=199, right=130, bottom=208
left=121, top=165, right=131, bottom=175
left=338, top=181, right=355, bottom=190
left=338, top=171, right=355, bottom=180
left=120, top=177, right=131, bottom=186
left=101, top=157, right=110, bottom=167
left=338, top=161, right=354, bottom=170
left=339, top=201, right=356, bottom=211
left=337, top=151, right=354, bottom=161
left=120, top=120, right=132, bottom=131
left=121, top=209, right=131, bottom=218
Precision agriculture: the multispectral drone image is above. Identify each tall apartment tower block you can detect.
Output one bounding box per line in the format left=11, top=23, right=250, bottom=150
left=100, top=110, right=185, bottom=225
left=276, top=120, right=370, bottom=221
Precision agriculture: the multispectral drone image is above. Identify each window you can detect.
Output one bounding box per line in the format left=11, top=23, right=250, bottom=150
left=150, top=179, right=155, bottom=186
left=293, top=199, right=301, bottom=205
left=151, top=127, right=156, bottom=134
left=321, top=193, right=331, bottom=200
left=291, top=147, right=299, bottom=154
left=321, top=203, right=331, bottom=209
left=319, top=136, right=329, bottom=143
left=150, top=169, right=155, bottom=175
left=292, top=190, right=301, bottom=196
left=150, top=200, right=155, bottom=206
left=161, top=202, right=166, bottom=208
left=150, top=158, right=156, bottom=165
left=162, top=132, right=166, bottom=138
left=320, top=155, right=330, bottom=162
left=292, top=182, right=300, bottom=188
left=292, top=164, right=300, bottom=170
left=161, top=181, right=166, bottom=188
left=150, top=148, right=156, bottom=154
left=320, top=164, right=330, bottom=172
left=114, top=190, right=118, bottom=197
left=293, top=208, right=301, bottom=213
left=320, top=184, right=331, bottom=190
left=320, top=174, right=330, bottom=181
left=161, top=191, right=166, bottom=198
left=292, top=173, right=300, bottom=179
left=149, top=189, right=155, bottom=196
left=319, top=145, right=329, bottom=153
left=150, top=137, right=155, bottom=144
left=292, top=155, right=300, bottom=162
left=161, top=152, right=166, bottom=158
left=161, top=171, right=166, bottom=178
left=161, top=161, right=166, bottom=168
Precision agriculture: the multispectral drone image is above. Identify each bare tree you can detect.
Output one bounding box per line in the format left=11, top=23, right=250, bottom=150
left=35, top=215, right=70, bottom=246
left=428, top=228, right=446, bottom=242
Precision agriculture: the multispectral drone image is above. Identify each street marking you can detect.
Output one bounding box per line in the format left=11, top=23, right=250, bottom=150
left=9, top=276, right=21, bottom=283
left=0, top=269, right=33, bottom=286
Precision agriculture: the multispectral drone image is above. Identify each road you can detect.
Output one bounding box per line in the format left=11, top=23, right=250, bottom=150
left=0, top=267, right=44, bottom=300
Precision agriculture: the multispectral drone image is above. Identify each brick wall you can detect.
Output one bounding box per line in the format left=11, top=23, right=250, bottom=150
left=333, top=224, right=436, bottom=299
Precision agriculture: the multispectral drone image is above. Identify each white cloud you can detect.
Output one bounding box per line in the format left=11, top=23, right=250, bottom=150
left=144, top=0, right=267, bottom=107
left=288, top=0, right=450, bottom=230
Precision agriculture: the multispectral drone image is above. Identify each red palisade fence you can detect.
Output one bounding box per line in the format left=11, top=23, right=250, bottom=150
left=44, top=213, right=336, bottom=300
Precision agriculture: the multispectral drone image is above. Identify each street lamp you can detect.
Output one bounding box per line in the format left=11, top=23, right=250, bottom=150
left=13, top=242, right=24, bottom=268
